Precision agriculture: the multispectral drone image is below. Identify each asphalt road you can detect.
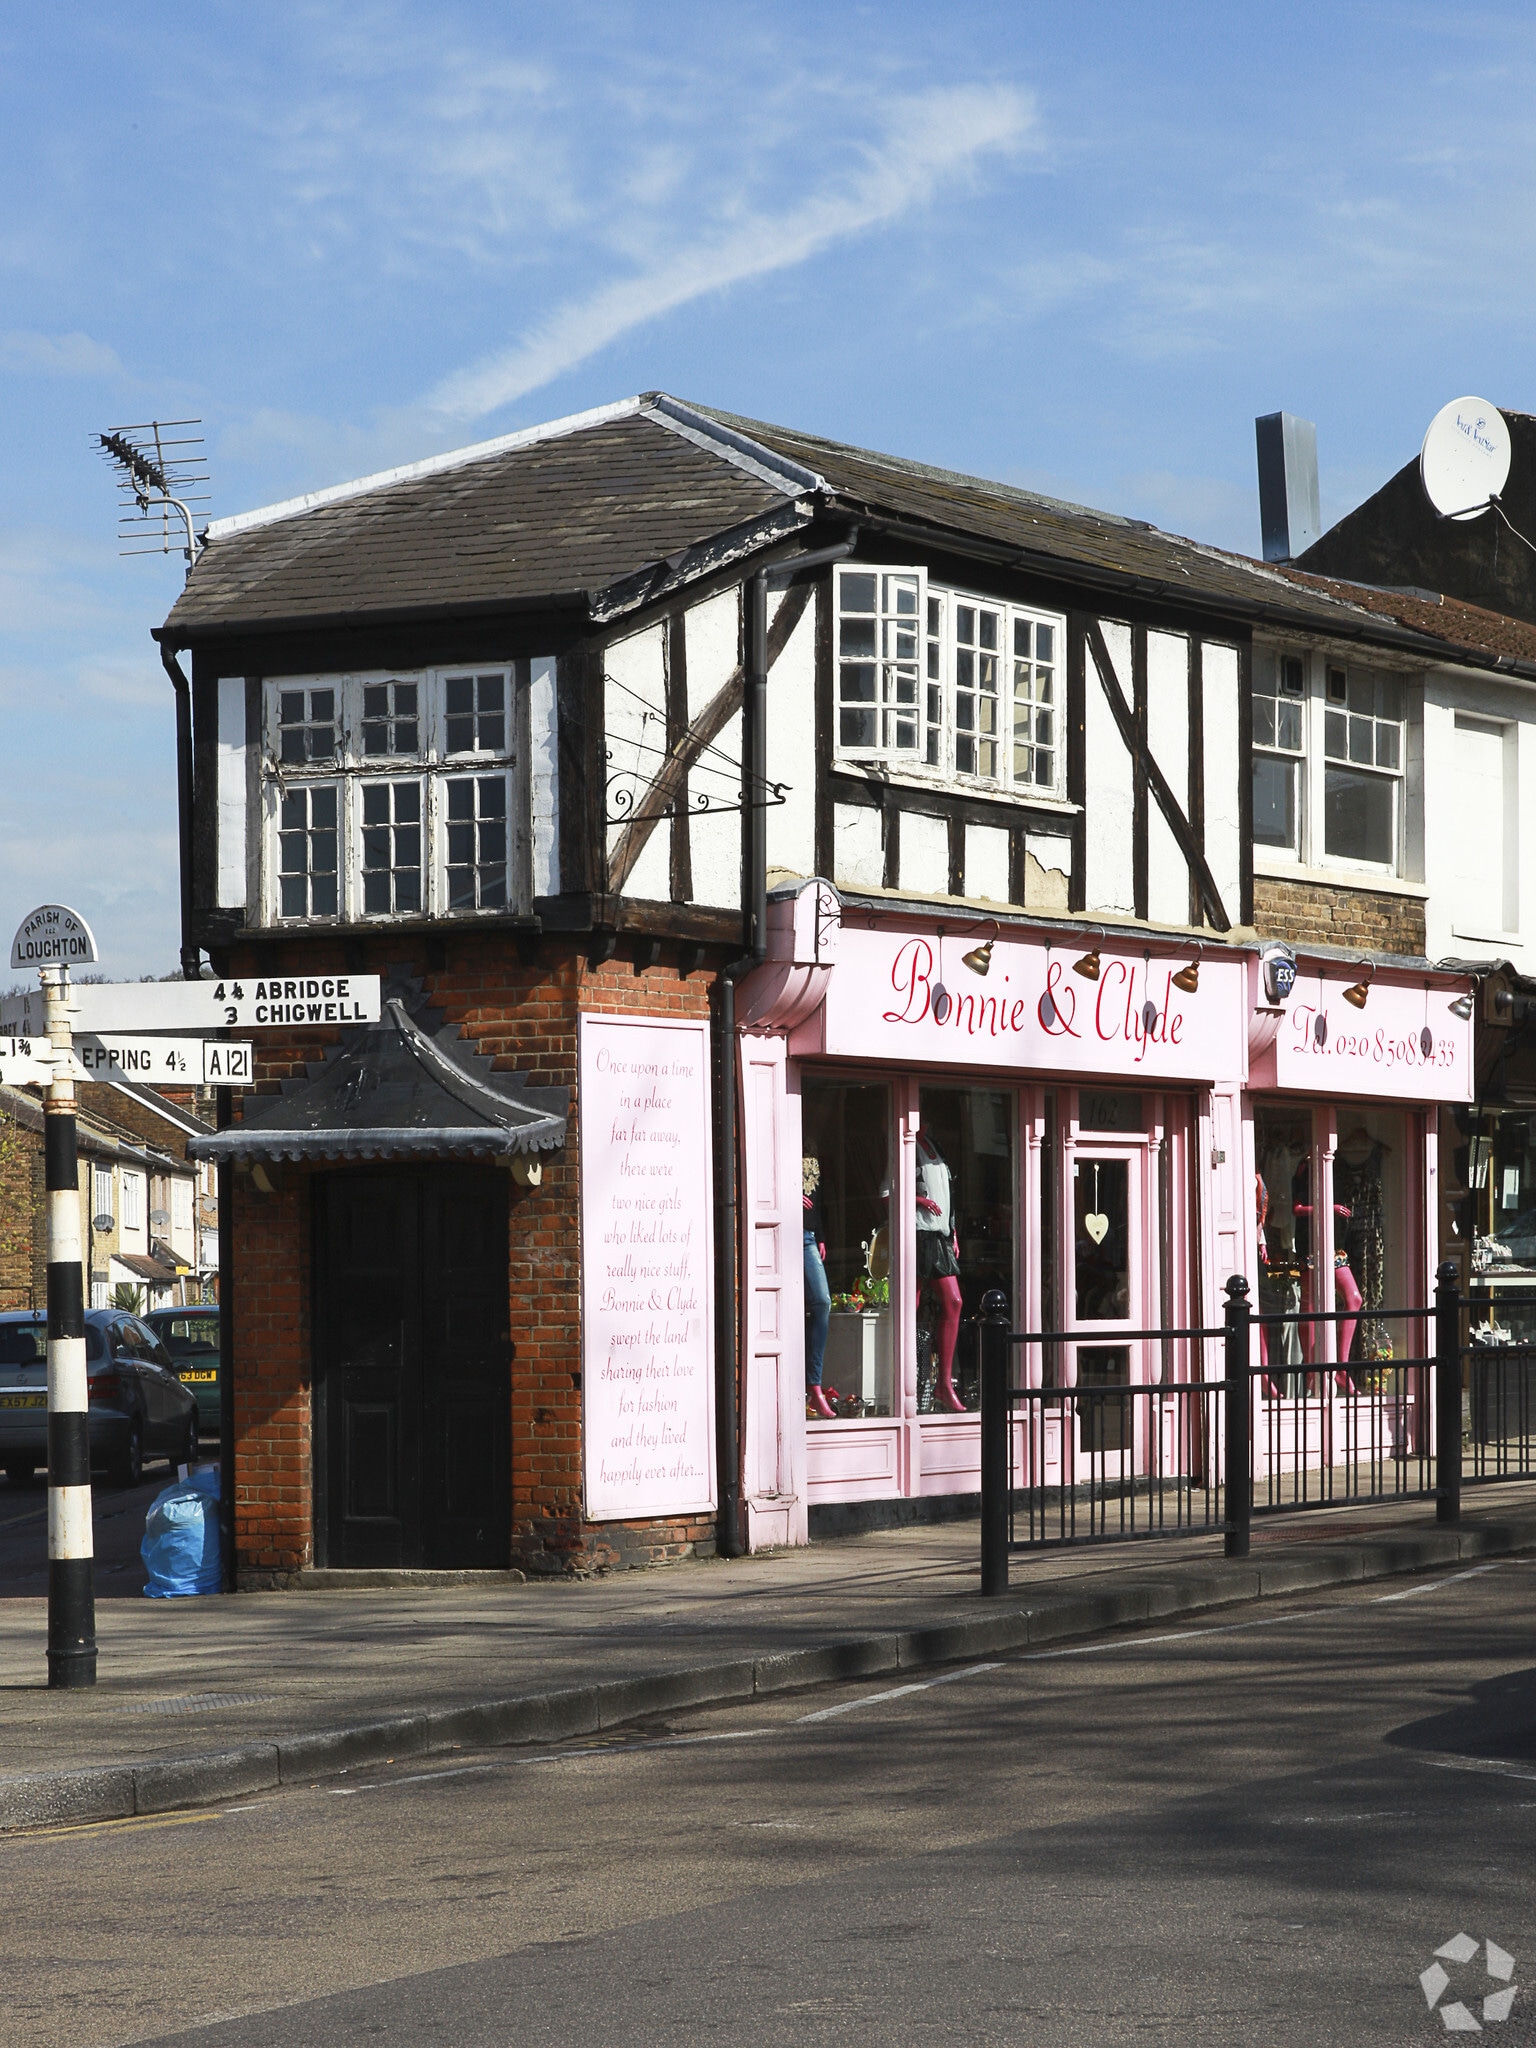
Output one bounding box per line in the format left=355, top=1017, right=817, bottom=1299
left=4, top=1556, right=1535, bottom=2047
left=0, top=1458, right=196, bottom=1599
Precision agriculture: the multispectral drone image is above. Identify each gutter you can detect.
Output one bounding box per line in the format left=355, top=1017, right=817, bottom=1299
left=158, top=645, right=201, bottom=980
left=713, top=530, right=857, bottom=1560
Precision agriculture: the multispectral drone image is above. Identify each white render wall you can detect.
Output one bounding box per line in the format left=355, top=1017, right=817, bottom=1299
left=1201, top=642, right=1242, bottom=926
left=685, top=586, right=743, bottom=911
left=603, top=621, right=671, bottom=903
left=1084, top=619, right=1136, bottom=915
left=1423, top=664, right=1536, bottom=972
left=1146, top=629, right=1190, bottom=928
left=764, top=586, right=817, bottom=883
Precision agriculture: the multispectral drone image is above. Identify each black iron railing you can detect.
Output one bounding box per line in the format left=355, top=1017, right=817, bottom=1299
left=977, top=1263, right=1528, bottom=1594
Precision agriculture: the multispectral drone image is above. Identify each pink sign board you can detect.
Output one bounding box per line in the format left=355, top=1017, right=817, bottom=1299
left=1271, top=974, right=1472, bottom=1102
left=580, top=1014, right=716, bottom=1520
left=814, top=924, right=1249, bottom=1082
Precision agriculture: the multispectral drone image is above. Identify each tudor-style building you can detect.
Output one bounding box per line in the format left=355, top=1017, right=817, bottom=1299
left=155, top=393, right=1524, bottom=1582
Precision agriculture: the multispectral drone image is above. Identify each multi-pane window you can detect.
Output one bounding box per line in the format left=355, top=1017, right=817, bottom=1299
left=1011, top=617, right=1056, bottom=790
left=446, top=775, right=509, bottom=909
left=279, top=785, right=340, bottom=917
left=361, top=679, right=419, bottom=757
left=121, top=1172, right=143, bottom=1232
left=444, top=673, right=507, bottom=755
left=1252, top=652, right=1306, bottom=853
left=264, top=671, right=520, bottom=923
left=837, top=572, right=921, bottom=754
left=361, top=781, right=423, bottom=914
left=1251, top=649, right=1408, bottom=872
left=172, top=1179, right=193, bottom=1233
left=924, top=595, right=944, bottom=767
left=1324, top=665, right=1402, bottom=867
left=93, top=1166, right=113, bottom=1224
left=277, top=687, right=337, bottom=765
left=954, top=602, right=1002, bottom=779
left=834, top=568, right=1065, bottom=797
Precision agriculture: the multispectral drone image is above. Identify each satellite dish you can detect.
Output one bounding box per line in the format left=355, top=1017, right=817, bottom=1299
left=1420, top=396, right=1511, bottom=521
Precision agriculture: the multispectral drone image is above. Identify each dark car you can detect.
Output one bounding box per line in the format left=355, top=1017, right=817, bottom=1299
left=143, top=1306, right=222, bottom=1434
left=0, top=1310, right=199, bottom=1489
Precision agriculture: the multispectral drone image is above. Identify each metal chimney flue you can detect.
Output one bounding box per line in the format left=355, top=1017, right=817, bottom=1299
left=1255, top=411, right=1320, bottom=563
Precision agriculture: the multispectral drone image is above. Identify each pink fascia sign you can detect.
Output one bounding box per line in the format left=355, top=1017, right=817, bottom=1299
left=811, top=924, right=1249, bottom=1083
left=579, top=1013, right=716, bottom=1521
left=1268, top=968, right=1473, bottom=1102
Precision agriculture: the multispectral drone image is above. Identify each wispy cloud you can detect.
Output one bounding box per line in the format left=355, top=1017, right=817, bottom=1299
left=0, top=329, right=122, bottom=377
left=426, top=83, right=1037, bottom=421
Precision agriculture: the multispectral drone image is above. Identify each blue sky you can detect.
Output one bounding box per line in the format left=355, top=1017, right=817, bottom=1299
left=4, top=2, right=1534, bottom=976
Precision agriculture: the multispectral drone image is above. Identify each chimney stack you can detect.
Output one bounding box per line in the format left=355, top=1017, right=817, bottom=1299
left=1255, top=412, right=1320, bottom=563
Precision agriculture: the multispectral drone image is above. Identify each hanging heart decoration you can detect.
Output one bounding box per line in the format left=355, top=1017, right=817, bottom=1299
left=1084, top=1212, right=1110, bottom=1244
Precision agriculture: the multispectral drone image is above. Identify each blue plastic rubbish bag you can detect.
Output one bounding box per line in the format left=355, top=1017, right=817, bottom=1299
left=141, top=1466, right=222, bottom=1597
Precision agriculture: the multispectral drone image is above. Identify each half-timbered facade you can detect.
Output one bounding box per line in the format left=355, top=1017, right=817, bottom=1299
left=157, top=393, right=1512, bottom=1578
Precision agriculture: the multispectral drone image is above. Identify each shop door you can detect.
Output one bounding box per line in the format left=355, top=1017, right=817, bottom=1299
left=315, top=1169, right=511, bottom=1570
left=1069, top=1147, right=1146, bottom=1461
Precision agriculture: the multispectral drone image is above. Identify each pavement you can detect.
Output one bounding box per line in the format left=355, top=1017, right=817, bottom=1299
left=1, top=1474, right=1534, bottom=1832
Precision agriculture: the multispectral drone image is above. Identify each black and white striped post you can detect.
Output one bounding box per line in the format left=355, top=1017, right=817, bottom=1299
left=43, top=962, right=96, bottom=1688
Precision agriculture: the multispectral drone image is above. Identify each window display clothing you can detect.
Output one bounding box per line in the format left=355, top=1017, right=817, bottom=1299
left=803, top=1163, right=834, bottom=1419
left=1294, top=1193, right=1361, bottom=1373
left=916, top=1136, right=964, bottom=1412
left=1336, top=1141, right=1388, bottom=1364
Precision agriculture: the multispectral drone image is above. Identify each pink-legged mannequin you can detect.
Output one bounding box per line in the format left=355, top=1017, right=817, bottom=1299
left=1333, top=1260, right=1362, bottom=1386
left=930, top=1274, right=964, bottom=1411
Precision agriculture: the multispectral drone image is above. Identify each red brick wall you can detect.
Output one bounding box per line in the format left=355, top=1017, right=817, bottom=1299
left=1253, top=876, right=1426, bottom=956
left=225, top=935, right=725, bottom=1581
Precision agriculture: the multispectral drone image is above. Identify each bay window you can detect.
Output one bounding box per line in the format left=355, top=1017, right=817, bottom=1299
left=262, top=669, right=522, bottom=923
left=836, top=567, right=1066, bottom=798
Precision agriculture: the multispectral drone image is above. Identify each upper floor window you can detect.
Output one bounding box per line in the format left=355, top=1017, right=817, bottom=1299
left=261, top=668, right=522, bottom=923
left=835, top=567, right=1065, bottom=799
left=1251, top=649, right=1407, bottom=872
left=121, top=1171, right=143, bottom=1232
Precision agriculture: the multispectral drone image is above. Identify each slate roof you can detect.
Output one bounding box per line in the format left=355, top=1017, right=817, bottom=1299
left=187, top=993, right=568, bottom=1163
left=162, top=401, right=799, bottom=638
left=158, top=392, right=1536, bottom=677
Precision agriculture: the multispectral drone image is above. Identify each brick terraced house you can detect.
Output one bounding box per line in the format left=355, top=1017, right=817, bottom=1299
left=150, top=394, right=1536, bottom=1584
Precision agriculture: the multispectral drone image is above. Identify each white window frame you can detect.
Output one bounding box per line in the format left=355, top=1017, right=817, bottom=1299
left=93, top=1165, right=114, bottom=1224
left=259, top=669, right=523, bottom=925
left=1251, top=647, right=1409, bottom=878
left=834, top=566, right=926, bottom=762
left=172, top=1177, right=194, bottom=1234
left=833, top=566, right=1066, bottom=802
left=120, top=1170, right=143, bottom=1233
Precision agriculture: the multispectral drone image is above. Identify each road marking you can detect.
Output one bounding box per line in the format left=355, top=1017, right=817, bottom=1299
left=1373, top=1561, right=1507, bottom=1602
left=328, top=1727, right=779, bottom=1794
left=1013, top=1609, right=1322, bottom=1661
left=795, top=1661, right=1002, bottom=1724
left=8, top=1809, right=225, bottom=1843
left=1422, top=1755, right=1536, bottom=1786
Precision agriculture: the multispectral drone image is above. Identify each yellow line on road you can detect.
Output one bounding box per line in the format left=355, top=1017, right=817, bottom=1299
left=7, top=1808, right=225, bottom=1844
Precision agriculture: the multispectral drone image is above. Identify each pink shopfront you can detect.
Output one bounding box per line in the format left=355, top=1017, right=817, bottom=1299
left=732, top=882, right=1473, bottom=1549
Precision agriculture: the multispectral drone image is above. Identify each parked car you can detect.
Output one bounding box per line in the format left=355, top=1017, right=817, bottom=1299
left=0, top=1310, right=199, bottom=1488
left=144, top=1306, right=222, bottom=1435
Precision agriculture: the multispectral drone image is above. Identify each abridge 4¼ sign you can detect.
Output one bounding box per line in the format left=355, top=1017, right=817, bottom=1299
left=9, top=904, right=98, bottom=972
left=1, top=975, right=382, bottom=1037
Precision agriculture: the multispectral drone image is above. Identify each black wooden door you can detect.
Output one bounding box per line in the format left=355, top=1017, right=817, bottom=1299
left=316, top=1169, right=510, bottom=1570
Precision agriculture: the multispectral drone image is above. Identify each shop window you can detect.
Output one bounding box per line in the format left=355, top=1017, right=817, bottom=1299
left=801, top=1079, right=892, bottom=1420
left=1254, top=1104, right=1404, bottom=1384
left=1465, top=1109, right=1536, bottom=1342
left=1073, top=1156, right=1129, bottom=1321
left=915, top=1087, right=1015, bottom=1413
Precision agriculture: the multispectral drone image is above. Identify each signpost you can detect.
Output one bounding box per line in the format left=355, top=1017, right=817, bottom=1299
left=3, top=975, right=381, bottom=1038
left=7, top=899, right=383, bottom=1688
left=73, top=1036, right=254, bottom=1085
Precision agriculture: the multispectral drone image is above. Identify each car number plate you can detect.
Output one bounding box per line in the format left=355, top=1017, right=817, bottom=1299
left=179, top=1369, right=218, bottom=1382
left=0, top=1392, right=45, bottom=1408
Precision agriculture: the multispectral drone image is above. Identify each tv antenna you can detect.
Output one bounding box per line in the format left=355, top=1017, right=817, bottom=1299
left=97, top=420, right=209, bottom=573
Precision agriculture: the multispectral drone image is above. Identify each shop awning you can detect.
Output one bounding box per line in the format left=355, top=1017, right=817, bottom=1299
left=186, top=996, right=568, bottom=1165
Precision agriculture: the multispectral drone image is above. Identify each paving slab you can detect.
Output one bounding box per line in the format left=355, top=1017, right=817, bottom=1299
left=0, top=1480, right=1533, bottom=1829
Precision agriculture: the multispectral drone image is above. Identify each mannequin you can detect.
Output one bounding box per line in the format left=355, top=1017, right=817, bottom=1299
left=916, top=1132, right=965, bottom=1412
left=1293, top=1156, right=1361, bottom=1379
left=803, top=1157, right=834, bottom=1420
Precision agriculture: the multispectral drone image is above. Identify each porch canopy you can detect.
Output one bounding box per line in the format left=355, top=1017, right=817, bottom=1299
left=187, top=997, right=568, bottom=1165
